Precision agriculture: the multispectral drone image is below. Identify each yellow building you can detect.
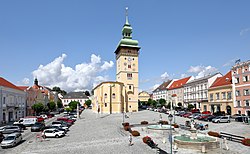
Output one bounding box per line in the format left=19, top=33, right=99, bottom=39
left=92, top=8, right=140, bottom=113
left=201, top=71, right=235, bottom=115
left=138, top=91, right=150, bottom=102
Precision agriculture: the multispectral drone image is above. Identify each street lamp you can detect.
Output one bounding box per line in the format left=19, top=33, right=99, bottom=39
left=168, top=114, right=173, bottom=154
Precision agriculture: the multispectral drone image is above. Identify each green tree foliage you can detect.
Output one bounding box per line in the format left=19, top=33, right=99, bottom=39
left=188, top=104, right=194, bottom=110
left=57, top=100, right=63, bottom=108
left=52, top=86, right=67, bottom=96
left=85, top=91, right=90, bottom=96
left=147, top=98, right=153, bottom=106
left=65, top=107, right=72, bottom=113
left=152, top=100, right=157, bottom=107
left=32, top=103, right=45, bottom=115
left=159, top=98, right=166, bottom=106
left=69, top=101, right=80, bottom=110
left=84, top=100, right=92, bottom=107
left=47, top=101, right=56, bottom=111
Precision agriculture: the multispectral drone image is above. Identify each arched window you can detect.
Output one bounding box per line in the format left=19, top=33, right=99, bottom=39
left=104, top=93, right=107, bottom=98
left=112, top=93, right=115, bottom=99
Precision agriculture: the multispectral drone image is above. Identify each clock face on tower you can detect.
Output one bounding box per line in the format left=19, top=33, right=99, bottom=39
left=128, top=57, right=132, bottom=61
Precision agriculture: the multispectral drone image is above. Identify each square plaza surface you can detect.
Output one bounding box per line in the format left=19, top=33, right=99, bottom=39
left=1, top=109, right=250, bottom=154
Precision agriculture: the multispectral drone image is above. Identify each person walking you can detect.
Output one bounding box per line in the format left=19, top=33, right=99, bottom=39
left=129, top=134, right=133, bottom=146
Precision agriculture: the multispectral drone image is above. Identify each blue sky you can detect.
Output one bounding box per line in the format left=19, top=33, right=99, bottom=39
left=0, top=1, right=250, bottom=92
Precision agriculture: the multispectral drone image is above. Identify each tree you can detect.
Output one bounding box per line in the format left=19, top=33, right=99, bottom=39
left=52, top=86, right=67, bottom=96
left=177, top=102, right=182, bottom=107
left=47, top=101, right=56, bottom=111
left=147, top=98, right=153, bottom=106
left=84, top=100, right=92, bottom=107
left=69, top=101, right=80, bottom=110
left=152, top=100, right=157, bottom=107
left=85, top=91, right=90, bottom=96
left=188, top=104, right=194, bottom=110
left=32, top=103, right=45, bottom=115
left=159, top=98, right=166, bottom=106
left=65, top=107, right=72, bottom=113
left=57, top=100, right=63, bottom=108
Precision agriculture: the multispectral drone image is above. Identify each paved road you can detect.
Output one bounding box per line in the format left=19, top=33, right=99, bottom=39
left=1, top=110, right=250, bottom=154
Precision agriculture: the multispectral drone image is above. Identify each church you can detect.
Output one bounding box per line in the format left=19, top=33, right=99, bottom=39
left=92, top=8, right=140, bottom=113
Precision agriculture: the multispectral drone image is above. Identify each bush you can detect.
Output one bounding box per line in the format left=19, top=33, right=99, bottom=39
left=122, top=122, right=129, bottom=127
left=160, top=121, right=168, bottom=125
left=141, top=121, right=148, bottom=125
left=172, top=124, right=179, bottom=128
left=124, top=126, right=131, bottom=131
left=131, top=130, right=140, bottom=136
left=208, top=131, right=220, bottom=137
left=242, top=138, right=250, bottom=146
left=143, top=136, right=152, bottom=144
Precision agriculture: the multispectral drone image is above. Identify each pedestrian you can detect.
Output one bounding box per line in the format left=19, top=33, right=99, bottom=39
left=129, top=134, right=133, bottom=146
left=223, top=138, right=229, bottom=150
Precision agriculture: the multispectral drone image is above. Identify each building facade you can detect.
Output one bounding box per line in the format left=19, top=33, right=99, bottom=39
left=92, top=8, right=140, bottom=113
left=167, top=77, right=192, bottom=107
left=202, top=71, right=234, bottom=115
left=152, top=80, right=173, bottom=102
left=232, top=60, right=250, bottom=116
left=183, top=73, right=222, bottom=110
left=138, top=91, right=150, bottom=102
left=61, top=92, right=89, bottom=107
left=0, top=77, right=26, bottom=124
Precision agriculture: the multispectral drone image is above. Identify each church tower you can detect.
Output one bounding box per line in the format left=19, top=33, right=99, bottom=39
left=115, top=8, right=140, bottom=112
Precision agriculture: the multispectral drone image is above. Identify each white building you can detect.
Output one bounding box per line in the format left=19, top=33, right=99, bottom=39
left=0, top=77, right=26, bottom=124
left=61, top=92, right=89, bottom=107
left=183, top=73, right=222, bottom=109
left=152, top=80, right=174, bottom=103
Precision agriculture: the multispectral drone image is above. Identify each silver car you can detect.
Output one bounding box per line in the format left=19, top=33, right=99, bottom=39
left=1, top=133, right=22, bottom=148
left=212, top=116, right=230, bottom=123
left=0, top=126, right=21, bottom=134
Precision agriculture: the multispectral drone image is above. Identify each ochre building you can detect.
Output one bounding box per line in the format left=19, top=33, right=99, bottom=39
left=92, top=9, right=140, bottom=113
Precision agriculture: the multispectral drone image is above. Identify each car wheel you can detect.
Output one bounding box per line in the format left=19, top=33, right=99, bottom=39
left=228, top=120, right=230, bottom=123
left=55, top=135, right=59, bottom=138
left=217, top=121, right=220, bottom=123
left=13, top=142, right=16, bottom=146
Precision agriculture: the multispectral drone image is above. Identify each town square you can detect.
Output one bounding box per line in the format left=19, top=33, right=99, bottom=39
left=0, top=1, right=250, bottom=154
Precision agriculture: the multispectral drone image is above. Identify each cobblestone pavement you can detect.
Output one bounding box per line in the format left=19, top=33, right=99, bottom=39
left=1, top=110, right=250, bottom=154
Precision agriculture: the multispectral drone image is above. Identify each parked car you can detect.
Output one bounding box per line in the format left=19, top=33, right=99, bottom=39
left=197, top=114, right=210, bottom=121
left=31, top=122, right=45, bottom=132
left=12, top=123, right=26, bottom=130
left=212, top=116, right=230, bottom=123
left=42, top=128, right=65, bottom=138
left=52, top=121, right=71, bottom=127
left=1, top=133, right=22, bottom=148
left=204, top=115, right=216, bottom=122
left=235, top=116, right=248, bottom=122
left=57, top=117, right=74, bottom=125
left=39, top=114, right=48, bottom=119
left=183, top=112, right=192, bottom=118
left=0, top=126, right=21, bottom=134
left=188, top=113, right=200, bottom=119
left=231, top=114, right=242, bottom=119
left=13, top=117, right=37, bottom=126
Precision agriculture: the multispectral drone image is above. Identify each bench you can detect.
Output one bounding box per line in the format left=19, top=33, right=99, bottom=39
left=220, top=132, right=245, bottom=143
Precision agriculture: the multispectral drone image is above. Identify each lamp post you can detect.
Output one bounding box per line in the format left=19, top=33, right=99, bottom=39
left=168, top=114, right=173, bottom=154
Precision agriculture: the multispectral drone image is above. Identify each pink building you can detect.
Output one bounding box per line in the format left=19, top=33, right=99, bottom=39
left=232, top=60, right=250, bottom=116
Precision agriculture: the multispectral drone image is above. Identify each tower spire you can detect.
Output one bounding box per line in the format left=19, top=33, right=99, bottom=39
left=125, top=7, right=130, bottom=25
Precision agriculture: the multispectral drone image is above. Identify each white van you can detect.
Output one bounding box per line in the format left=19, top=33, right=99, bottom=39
left=13, top=117, right=37, bottom=126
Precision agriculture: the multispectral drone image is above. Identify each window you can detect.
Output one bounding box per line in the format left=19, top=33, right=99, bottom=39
left=210, top=94, right=213, bottom=101
left=244, top=89, right=250, bottom=96
left=236, top=90, right=240, bottom=96
left=104, top=93, right=107, bottom=98
left=222, top=92, right=226, bottom=100
left=129, top=85, right=132, bottom=90
left=237, top=101, right=241, bottom=107
left=246, top=100, right=249, bottom=106
left=128, top=65, right=131, bottom=69
left=216, top=93, right=219, bottom=100
left=235, top=78, right=240, bottom=83
left=112, top=93, right=115, bottom=99
left=204, top=105, right=207, bottom=111
left=227, top=92, right=232, bottom=99
left=243, top=76, right=249, bottom=82
left=127, top=73, right=132, bottom=79
left=105, top=103, right=107, bottom=107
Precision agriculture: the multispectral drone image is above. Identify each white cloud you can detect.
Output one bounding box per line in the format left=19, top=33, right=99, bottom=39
left=223, top=58, right=238, bottom=67
left=160, top=72, right=169, bottom=80
left=240, top=28, right=250, bottom=36
left=187, top=65, right=218, bottom=79
left=22, top=78, right=30, bottom=85
left=32, top=53, right=114, bottom=92
left=181, top=74, right=187, bottom=78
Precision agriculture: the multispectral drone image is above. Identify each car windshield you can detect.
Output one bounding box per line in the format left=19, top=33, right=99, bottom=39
left=4, top=136, right=15, bottom=140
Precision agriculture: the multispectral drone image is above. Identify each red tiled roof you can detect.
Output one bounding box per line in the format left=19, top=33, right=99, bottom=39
left=210, top=71, right=232, bottom=88
left=0, top=77, right=22, bottom=91
left=18, top=86, right=29, bottom=91
left=153, top=80, right=172, bottom=92
left=168, top=76, right=191, bottom=90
